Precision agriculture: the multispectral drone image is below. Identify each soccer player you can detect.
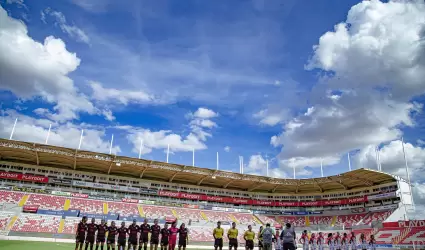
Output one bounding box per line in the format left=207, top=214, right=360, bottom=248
left=96, top=219, right=108, bottom=250
left=258, top=226, right=263, bottom=250
left=107, top=221, right=118, bottom=250
left=360, top=233, right=367, bottom=250
left=243, top=225, right=255, bottom=250
left=118, top=222, right=128, bottom=250
left=150, top=219, right=161, bottom=250
left=178, top=223, right=189, bottom=250
left=349, top=232, right=356, bottom=250
left=309, top=233, right=317, bottom=250
left=168, top=221, right=179, bottom=250
left=85, top=218, right=98, bottom=250
left=160, top=223, right=169, bottom=250
left=227, top=222, right=239, bottom=250
left=327, top=233, right=334, bottom=250
left=317, top=232, right=324, bottom=250
left=369, top=235, right=376, bottom=250
left=213, top=221, right=224, bottom=250
left=76, top=216, right=88, bottom=250
left=128, top=219, right=139, bottom=250
left=274, top=229, right=282, bottom=250
left=299, top=230, right=309, bottom=250
left=341, top=233, right=348, bottom=250
left=139, top=218, right=151, bottom=250
left=334, top=232, right=342, bottom=250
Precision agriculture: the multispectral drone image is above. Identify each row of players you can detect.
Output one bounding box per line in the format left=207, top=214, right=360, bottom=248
left=74, top=217, right=189, bottom=250
left=297, top=231, right=377, bottom=250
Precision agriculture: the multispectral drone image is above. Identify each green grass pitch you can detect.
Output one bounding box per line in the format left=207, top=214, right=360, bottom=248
left=0, top=240, right=207, bottom=250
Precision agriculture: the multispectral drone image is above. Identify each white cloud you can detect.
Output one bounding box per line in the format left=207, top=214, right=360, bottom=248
left=41, top=8, right=90, bottom=44
left=306, top=0, right=425, bottom=101
left=0, top=110, right=120, bottom=154
left=101, top=109, right=115, bottom=121
left=354, top=140, right=425, bottom=182
left=253, top=108, right=288, bottom=126
left=224, top=146, right=231, bottom=152
left=6, top=0, right=26, bottom=9
left=280, top=156, right=340, bottom=176
left=271, top=0, right=425, bottom=175
left=89, top=81, right=156, bottom=105
left=125, top=107, right=218, bottom=155
left=0, top=6, right=95, bottom=122
left=193, top=108, right=218, bottom=119
left=244, top=154, right=287, bottom=178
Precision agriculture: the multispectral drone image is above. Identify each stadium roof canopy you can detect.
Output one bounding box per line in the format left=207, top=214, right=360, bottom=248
left=0, top=139, right=397, bottom=194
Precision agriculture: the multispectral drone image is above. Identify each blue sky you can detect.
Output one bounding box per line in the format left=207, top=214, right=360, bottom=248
left=1, top=0, right=425, bottom=196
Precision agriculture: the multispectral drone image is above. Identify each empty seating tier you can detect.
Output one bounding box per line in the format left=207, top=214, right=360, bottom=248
left=107, top=202, right=139, bottom=217
left=11, top=214, right=60, bottom=233
left=25, top=194, right=66, bottom=210
left=70, top=198, right=104, bottom=214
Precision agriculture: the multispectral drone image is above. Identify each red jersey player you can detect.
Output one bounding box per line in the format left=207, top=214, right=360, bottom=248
left=96, top=219, right=108, bottom=250
left=139, top=219, right=151, bottom=250
left=127, top=219, right=139, bottom=250
left=150, top=219, right=161, bottom=250
left=76, top=216, right=88, bottom=250
left=85, top=218, right=98, bottom=250
left=160, top=223, right=170, bottom=250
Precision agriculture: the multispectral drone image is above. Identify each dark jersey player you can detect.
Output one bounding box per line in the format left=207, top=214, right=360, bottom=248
left=160, top=223, right=169, bottom=250
left=139, top=219, right=151, bottom=250
left=96, top=219, right=108, bottom=250
left=178, top=223, right=189, bottom=250
left=107, top=221, right=118, bottom=250
left=76, top=216, right=88, bottom=250
left=150, top=219, right=161, bottom=250
left=85, top=218, right=98, bottom=250
left=118, top=222, right=128, bottom=250
left=127, top=219, right=139, bottom=250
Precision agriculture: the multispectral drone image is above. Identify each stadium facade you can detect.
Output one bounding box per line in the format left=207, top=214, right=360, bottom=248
left=0, top=138, right=423, bottom=248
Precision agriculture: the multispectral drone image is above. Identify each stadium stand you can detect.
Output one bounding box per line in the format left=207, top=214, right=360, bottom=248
left=25, top=194, right=66, bottom=210
left=141, top=205, right=173, bottom=218
left=11, top=214, right=61, bottom=233
left=107, top=201, right=139, bottom=217
left=232, top=213, right=255, bottom=224
left=0, top=190, right=24, bottom=204
left=0, top=211, right=14, bottom=230
left=309, top=215, right=333, bottom=225
left=173, top=207, right=203, bottom=221
left=202, top=210, right=233, bottom=222
left=276, top=216, right=306, bottom=226
left=335, top=213, right=365, bottom=226
left=69, top=198, right=104, bottom=214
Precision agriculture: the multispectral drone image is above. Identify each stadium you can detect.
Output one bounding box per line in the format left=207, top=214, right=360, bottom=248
left=0, top=138, right=423, bottom=250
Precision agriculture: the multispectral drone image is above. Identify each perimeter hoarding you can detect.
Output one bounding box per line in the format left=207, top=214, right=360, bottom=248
left=157, top=190, right=368, bottom=207
left=0, top=171, right=49, bottom=183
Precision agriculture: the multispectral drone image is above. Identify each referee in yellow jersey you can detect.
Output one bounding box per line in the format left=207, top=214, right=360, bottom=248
left=213, top=221, right=224, bottom=250
left=227, top=222, right=239, bottom=250
left=244, top=225, right=255, bottom=250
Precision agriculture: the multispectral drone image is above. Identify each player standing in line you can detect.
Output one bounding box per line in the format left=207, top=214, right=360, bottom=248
left=85, top=218, right=98, bottom=250
left=243, top=225, right=255, bottom=250
left=349, top=232, right=356, bottom=250
left=168, top=221, right=179, bottom=250
left=107, top=221, right=118, bottom=250
left=117, top=222, right=128, bottom=250
left=76, top=216, right=88, bottom=250
left=227, top=222, right=239, bottom=250
left=96, top=219, right=108, bottom=250
left=317, top=232, right=324, bottom=250
left=150, top=219, right=161, bottom=250
left=341, top=233, right=348, bottom=250
left=299, top=230, right=309, bottom=250
left=274, top=229, right=282, bottom=250
left=369, top=235, right=376, bottom=250
left=280, top=223, right=296, bottom=250
left=178, top=223, right=189, bottom=250
left=327, top=233, right=334, bottom=250
left=334, top=232, right=341, bottom=250
left=139, top=219, right=151, bottom=250
left=309, top=233, right=317, bottom=250
left=160, top=223, right=169, bottom=250
left=213, top=221, right=224, bottom=250
left=359, top=234, right=367, bottom=250
left=127, top=219, right=140, bottom=250
left=258, top=226, right=264, bottom=250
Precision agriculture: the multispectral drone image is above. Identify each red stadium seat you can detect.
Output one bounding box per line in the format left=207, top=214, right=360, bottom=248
left=70, top=198, right=104, bottom=214
left=25, top=194, right=66, bottom=210
left=107, top=201, right=139, bottom=217
left=11, top=214, right=60, bottom=233
left=0, top=190, right=24, bottom=204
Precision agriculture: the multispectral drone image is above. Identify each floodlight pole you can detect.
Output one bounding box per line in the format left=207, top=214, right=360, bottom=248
left=45, top=124, right=52, bottom=144
left=109, top=134, right=114, bottom=154
left=347, top=152, right=351, bottom=171
left=293, top=166, right=296, bottom=179
left=401, top=137, right=415, bottom=206
left=166, top=144, right=170, bottom=163
left=9, top=118, right=17, bottom=140
left=78, top=129, right=84, bottom=150
left=192, top=148, right=195, bottom=166
left=138, top=138, right=143, bottom=159
left=320, top=158, right=324, bottom=177
left=216, top=152, right=219, bottom=170
left=266, top=159, right=269, bottom=177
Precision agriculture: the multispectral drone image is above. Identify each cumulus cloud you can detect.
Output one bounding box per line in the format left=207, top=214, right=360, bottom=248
left=253, top=108, right=288, bottom=126
left=0, top=110, right=120, bottom=154
left=272, top=0, right=425, bottom=174
left=125, top=107, right=218, bottom=155
left=89, top=81, right=156, bottom=105
left=224, top=146, right=231, bottom=152
left=41, top=8, right=90, bottom=44
left=244, top=154, right=287, bottom=178
left=0, top=6, right=95, bottom=121
left=354, top=140, right=425, bottom=181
